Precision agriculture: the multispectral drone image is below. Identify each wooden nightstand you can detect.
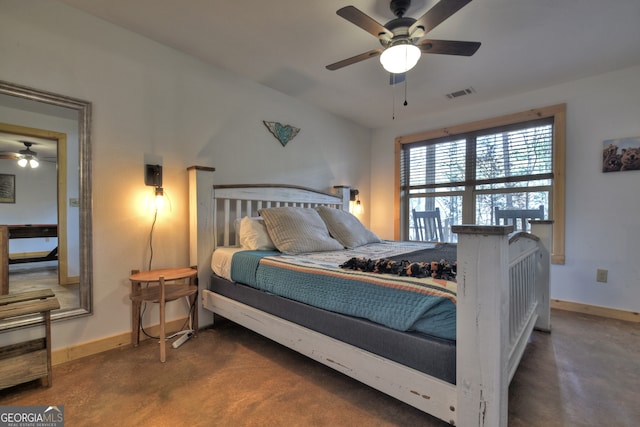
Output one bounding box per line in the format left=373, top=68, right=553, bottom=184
left=129, top=267, right=198, bottom=362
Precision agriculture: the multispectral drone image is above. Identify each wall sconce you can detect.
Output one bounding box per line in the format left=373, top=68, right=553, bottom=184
left=350, top=189, right=363, bottom=215
left=145, top=164, right=164, bottom=211
left=145, top=164, right=162, bottom=187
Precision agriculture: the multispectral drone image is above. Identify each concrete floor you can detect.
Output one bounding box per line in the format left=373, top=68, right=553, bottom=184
left=1, top=309, right=638, bottom=426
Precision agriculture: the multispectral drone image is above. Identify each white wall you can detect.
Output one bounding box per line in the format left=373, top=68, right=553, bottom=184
left=0, top=1, right=371, bottom=349
left=371, top=65, right=640, bottom=313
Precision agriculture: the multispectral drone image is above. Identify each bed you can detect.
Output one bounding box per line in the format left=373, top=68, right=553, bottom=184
left=187, top=167, right=552, bottom=426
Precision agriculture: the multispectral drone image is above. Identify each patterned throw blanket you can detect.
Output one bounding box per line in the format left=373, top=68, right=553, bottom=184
left=339, top=243, right=457, bottom=282
left=339, top=257, right=457, bottom=281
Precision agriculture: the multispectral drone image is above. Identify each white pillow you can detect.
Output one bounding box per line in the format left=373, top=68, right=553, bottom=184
left=316, top=206, right=381, bottom=249
left=233, top=216, right=263, bottom=238
left=258, top=207, right=344, bottom=254
left=238, top=216, right=276, bottom=250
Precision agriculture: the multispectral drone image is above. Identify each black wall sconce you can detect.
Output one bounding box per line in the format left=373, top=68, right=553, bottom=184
left=144, top=164, right=163, bottom=188
left=145, top=164, right=164, bottom=207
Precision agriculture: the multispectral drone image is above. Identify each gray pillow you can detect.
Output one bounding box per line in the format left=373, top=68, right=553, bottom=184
left=316, top=206, right=381, bottom=249
left=258, top=207, right=344, bottom=254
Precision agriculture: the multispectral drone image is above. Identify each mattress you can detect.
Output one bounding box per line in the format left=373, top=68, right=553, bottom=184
left=211, top=246, right=244, bottom=281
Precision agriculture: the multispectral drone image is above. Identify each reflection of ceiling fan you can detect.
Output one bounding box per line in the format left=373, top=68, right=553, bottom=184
left=0, top=141, right=42, bottom=168
left=326, top=0, right=480, bottom=78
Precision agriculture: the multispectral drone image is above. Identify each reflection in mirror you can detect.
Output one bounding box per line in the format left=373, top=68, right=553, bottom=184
left=0, top=80, right=92, bottom=329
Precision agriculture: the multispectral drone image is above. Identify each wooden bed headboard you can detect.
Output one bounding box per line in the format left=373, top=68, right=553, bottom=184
left=187, top=167, right=351, bottom=287
left=212, top=184, right=350, bottom=248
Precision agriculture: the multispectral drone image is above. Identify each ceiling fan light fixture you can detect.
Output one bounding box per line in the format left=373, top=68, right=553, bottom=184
left=16, top=142, right=40, bottom=168
left=17, top=153, right=39, bottom=168
left=380, top=41, right=420, bottom=73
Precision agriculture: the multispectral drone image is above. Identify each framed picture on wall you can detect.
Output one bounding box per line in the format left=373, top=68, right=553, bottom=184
left=0, top=173, right=15, bottom=203
left=602, top=136, right=640, bottom=173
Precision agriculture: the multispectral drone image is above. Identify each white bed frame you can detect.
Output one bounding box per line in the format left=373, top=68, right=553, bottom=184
left=187, top=167, right=552, bottom=426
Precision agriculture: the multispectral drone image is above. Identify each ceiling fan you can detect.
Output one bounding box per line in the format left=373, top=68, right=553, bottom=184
left=0, top=141, right=42, bottom=168
left=326, top=0, right=481, bottom=76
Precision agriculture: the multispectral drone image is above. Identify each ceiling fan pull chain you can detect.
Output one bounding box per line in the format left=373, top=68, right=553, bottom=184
left=404, top=75, right=408, bottom=106
left=392, top=87, right=396, bottom=120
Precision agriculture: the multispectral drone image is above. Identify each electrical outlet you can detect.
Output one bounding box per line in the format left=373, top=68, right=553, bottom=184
left=596, top=269, right=608, bottom=283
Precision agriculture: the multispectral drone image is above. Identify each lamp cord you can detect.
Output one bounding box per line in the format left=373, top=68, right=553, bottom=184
left=140, top=297, right=195, bottom=341
left=148, top=207, right=158, bottom=271
left=140, top=204, right=159, bottom=339
left=140, top=189, right=192, bottom=341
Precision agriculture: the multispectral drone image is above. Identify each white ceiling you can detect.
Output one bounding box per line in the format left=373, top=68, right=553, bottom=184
left=54, top=0, right=640, bottom=128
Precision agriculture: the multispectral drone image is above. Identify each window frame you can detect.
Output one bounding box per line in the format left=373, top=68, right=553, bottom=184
left=395, top=104, right=566, bottom=264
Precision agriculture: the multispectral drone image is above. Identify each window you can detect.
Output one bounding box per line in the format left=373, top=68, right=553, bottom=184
left=395, top=104, right=566, bottom=264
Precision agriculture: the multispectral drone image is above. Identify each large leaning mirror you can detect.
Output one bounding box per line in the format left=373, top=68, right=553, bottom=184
left=0, top=80, right=92, bottom=329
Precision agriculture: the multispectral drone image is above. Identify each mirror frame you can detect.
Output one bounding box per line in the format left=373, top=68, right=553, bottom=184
left=0, top=80, right=92, bottom=328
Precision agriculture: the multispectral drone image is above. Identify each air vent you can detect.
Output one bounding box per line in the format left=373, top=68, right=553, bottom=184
left=446, top=87, right=476, bottom=99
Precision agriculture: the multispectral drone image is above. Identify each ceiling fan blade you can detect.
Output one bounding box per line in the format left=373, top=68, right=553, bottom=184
left=0, top=153, right=19, bottom=160
left=419, top=39, right=481, bottom=56
left=389, top=73, right=406, bottom=85
left=337, top=6, right=393, bottom=40
left=409, top=0, right=473, bottom=36
left=326, top=49, right=382, bottom=71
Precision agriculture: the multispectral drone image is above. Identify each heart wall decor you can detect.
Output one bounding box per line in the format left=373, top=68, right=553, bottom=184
left=263, top=121, right=300, bottom=147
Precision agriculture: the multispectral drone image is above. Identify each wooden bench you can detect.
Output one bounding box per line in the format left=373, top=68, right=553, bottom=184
left=0, top=289, right=60, bottom=389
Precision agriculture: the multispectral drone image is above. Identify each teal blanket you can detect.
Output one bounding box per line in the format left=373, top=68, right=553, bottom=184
left=230, top=250, right=456, bottom=340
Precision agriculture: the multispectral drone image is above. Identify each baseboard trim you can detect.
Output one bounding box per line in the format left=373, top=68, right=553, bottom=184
left=551, top=300, right=639, bottom=323
left=51, top=317, right=189, bottom=365
left=52, top=302, right=638, bottom=365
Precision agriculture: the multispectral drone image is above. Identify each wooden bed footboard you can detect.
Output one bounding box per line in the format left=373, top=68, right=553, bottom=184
left=453, top=223, right=551, bottom=426
left=187, top=168, right=552, bottom=427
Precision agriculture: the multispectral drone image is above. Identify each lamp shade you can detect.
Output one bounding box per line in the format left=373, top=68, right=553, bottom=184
left=380, top=42, right=421, bottom=74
